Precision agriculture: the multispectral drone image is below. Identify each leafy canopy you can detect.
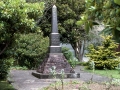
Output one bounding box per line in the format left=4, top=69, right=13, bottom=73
left=81, top=0, right=120, bottom=42
left=0, top=0, right=44, bottom=55
left=14, top=33, right=49, bottom=69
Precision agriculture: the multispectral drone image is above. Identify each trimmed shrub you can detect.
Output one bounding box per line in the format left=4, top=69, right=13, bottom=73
left=14, top=33, right=49, bottom=69
left=86, top=35, right=120, bottom=69
left=62, top=47, right=73, bottom=60
left=0, top=58, right=14, bottom=80
left=62, top=47, right=79, bottom=68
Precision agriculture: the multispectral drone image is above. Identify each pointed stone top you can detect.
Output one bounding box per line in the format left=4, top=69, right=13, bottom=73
left=52, top=4, right=58, bottom=33
left=53, top=5, right=56, bottom=8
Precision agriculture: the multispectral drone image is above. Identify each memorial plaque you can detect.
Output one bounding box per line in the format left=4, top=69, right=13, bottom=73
left=50, top=33, right=60, bottom=46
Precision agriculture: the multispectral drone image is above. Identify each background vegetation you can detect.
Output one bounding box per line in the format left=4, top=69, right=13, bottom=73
left=0, top=0, right=120, bottom=80
left=13, top=33, right=49, bottom=69
left=79, top=0, right=120, bottom=43
left=86, top=35, right=120, bottom=69
left=0, top=0, right=47, bottom=79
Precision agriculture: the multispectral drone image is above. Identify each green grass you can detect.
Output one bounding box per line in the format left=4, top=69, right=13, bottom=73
left=0, top=80, right=15, bottom=90
left=85, top=69, right=120, bottom=79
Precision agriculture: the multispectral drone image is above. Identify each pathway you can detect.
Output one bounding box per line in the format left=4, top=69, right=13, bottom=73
left=8, top=66, right=110, bottom=90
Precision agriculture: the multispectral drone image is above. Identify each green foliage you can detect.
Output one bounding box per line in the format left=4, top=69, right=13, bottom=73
left=79, top=62, right=89, bottom=66
left=62, top=47, right=73, bottom=60
left=83, top=0, right=120, bottom=42
left=0, top=81, right=14, bottom=90
left=62, top=47, right=79, bottom=68
left=67, top=59, right=79, bottom=68
left=88, top=61, right=95, bottom=72
left=0, top=58, right=14, bottom=80
left=13, top=33, right=49, bottom=69
left=10, top=66, right=28, bottom=70
left=0, top=0, right=44, bottom=57
left=114, top=0, right=120, bottom=5
left=0, top=0, right=44, bottom=42
left=86, top=35, right=120, bottom=69
left=0, top=0, right=45, bottom=79
left=86, top=69, right=120, bottom=79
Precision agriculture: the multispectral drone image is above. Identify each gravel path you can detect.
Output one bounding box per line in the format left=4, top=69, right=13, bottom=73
left=8, top=66, right=110, bottom=90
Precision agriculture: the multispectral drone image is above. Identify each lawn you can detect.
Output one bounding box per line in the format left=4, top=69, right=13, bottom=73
left=85, top=69, right=120, bottom=79
left=0, top=80, right=14, bottom=90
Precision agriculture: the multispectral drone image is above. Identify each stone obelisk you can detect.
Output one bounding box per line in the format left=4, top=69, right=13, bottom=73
left=49, top=5, right=61, bottom=53
left=33, top=5, right=75, bottom=78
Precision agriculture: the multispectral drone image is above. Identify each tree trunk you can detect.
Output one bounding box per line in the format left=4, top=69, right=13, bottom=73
left=72, top=40, right=85, bottom=62
left=0, top=42, right=10, bottom=56
left=0, top=32, right=14, bottom=56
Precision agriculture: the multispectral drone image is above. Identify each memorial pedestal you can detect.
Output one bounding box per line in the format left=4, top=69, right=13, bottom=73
left=37, top=53, right=74, bottom=74
left=32, top=53, right=80, bottom=79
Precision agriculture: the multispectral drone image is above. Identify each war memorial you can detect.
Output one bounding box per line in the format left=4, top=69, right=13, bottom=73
left=32, top=5, right=80, bottom=78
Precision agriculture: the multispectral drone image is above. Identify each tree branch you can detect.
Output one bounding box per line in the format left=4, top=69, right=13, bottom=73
left=0, top=41, right=10, bottom=55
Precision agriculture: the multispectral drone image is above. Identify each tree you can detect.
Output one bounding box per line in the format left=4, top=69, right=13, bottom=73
left=80, top=0, right=120, bottom=43
left=14, top=33, right=49, bottom=69
left=0, top=0, right=44, bottom=58
left=0, top=0, right=48, bottom=79
left=39, top=0, right=86, bottom=61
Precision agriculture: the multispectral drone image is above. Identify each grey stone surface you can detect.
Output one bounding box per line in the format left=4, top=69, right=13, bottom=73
left=8, top=70, right=53, bottom=90
left=32, top=71, right=80, bottom=79
left=49, top=5, right=61, bottom=53
left=52, top=5, right=58, bottom=33
left=50, top=33, right=60, bottom=46
left=36, top=53, right=74, bottom=74
left=8, top=66, right=110, bottom=90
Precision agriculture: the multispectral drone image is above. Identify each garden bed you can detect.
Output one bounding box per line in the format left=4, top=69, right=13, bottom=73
left=42, top=80, right=120, bottom=90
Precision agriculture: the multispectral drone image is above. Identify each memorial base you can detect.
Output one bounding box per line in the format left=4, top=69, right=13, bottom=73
left=36, top=53, right=74, bottom=74
left=32, top=72, right=80, bottom=79
left=32, top=53, right=80, bottom=79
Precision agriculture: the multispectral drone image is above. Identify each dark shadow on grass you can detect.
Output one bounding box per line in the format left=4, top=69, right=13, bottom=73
left=0, top=81, right=15, bottom=90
